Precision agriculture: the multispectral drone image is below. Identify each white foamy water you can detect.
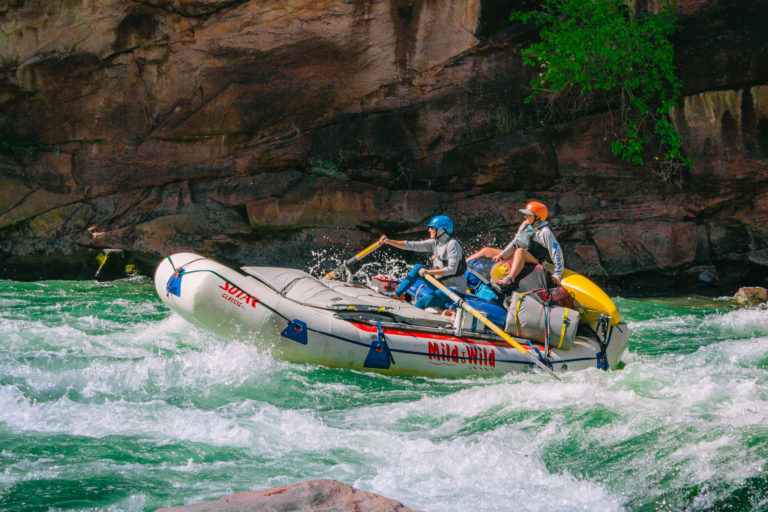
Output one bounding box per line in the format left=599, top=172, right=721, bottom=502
left=1, top=283, right=767, bottom=511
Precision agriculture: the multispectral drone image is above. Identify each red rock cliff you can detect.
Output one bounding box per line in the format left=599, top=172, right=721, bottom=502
left=0, top=0, right=766, bottom=293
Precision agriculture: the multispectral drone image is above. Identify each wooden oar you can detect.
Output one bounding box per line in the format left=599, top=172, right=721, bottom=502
left=422, top=273, right=561, bottom=381
left=323, top=241, right=381, bottom=280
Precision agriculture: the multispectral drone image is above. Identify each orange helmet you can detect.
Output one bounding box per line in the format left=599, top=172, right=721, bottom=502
left=519, top=201, right=548, bottom=221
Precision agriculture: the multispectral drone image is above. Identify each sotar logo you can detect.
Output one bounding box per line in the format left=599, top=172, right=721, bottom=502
left=427, top=341, right=495, bottom=368
left=219, top=281, right=260, bottom=309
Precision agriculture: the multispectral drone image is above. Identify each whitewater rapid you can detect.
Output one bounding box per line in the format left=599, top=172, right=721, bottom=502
left=1, top=280, right=767, bottom=511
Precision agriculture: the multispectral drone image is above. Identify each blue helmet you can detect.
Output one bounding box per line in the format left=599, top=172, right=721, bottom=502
left=427, top=215, right=453, bottom=234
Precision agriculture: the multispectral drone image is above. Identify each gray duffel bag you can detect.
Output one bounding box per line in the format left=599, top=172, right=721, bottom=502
left=504, top=291, right=580, bottom=350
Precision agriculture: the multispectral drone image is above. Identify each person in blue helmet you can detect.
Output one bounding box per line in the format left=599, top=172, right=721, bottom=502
left=379, top=215, right=467, bottom=311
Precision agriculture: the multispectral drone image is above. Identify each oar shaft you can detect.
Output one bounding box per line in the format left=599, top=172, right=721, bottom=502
left=323, top=241, right=381, bottom=280
left=423, top=274, right=560, bottom=380
left=344, top=241, right=380, bottom=266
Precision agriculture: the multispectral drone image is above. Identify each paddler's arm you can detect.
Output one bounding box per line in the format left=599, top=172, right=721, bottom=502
left=540, top=228, right=564, bottom=285
left=496, top=240, right=516, bottom=261
left=378, top=236, right=434, bottom=253
left=496, top=221, right=528, bottom=261
left=379, top=235, right=406, bottom=250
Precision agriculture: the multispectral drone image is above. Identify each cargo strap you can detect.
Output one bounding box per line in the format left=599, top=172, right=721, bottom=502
left=512, top=290, right=544, bottom=335
left=596, top=314, right=611, bottom=370
left=556, top=308, right=569, bottom=350
left=543, top=302, right=550, bottom=355
left=513, top=292, right=527, bottom=337
left=525, top=340, right=552, bottom=369
left=467, top=268, right=503, bottom=296
left=513, top=291, right=553, bottom=366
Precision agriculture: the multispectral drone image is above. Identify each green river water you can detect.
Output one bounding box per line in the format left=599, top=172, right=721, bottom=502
left=0, top=277, right=767, bottom=511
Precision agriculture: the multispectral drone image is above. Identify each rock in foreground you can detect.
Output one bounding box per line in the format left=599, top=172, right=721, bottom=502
left=155, top=479, right=422, bottom=512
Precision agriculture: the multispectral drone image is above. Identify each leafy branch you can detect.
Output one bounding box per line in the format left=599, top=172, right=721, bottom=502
left=308, top=158, right=349, bottom=181
left=0, top=136, right=46, bottom=161
left=512, top=0, right=691, bottom=179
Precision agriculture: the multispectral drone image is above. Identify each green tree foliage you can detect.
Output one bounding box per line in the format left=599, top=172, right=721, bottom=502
left=308, top=158, right=349, bottom=181
left=512, top=0, right=691, bottom=179
left=0, top=136, right=46, bottom=161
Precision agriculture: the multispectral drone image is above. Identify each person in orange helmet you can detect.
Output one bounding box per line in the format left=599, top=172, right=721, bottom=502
left=467, top=200, right=564, bottom=286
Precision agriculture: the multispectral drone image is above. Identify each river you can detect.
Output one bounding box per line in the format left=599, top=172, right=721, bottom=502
left=1, top=277, right=767, bottom=511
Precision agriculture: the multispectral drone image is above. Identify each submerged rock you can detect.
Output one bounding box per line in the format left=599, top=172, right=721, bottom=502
left=154, top=479, right=422, bottom=512
left=733, top=286, right=768, bottom=305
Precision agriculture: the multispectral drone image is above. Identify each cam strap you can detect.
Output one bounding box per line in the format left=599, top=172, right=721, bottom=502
left=556, top=307, right=569, bottom=349
left=513, top=292, right=528, bottom=337
left=468, top=268, right=490, bottom=286
left=468, top=268, right=504, bottom=296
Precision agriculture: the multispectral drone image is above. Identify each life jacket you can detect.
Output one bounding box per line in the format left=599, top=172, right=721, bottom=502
left=432, top=235, right=467, bottom=279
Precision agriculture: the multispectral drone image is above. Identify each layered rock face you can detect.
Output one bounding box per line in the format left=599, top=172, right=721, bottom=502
left=0, top=0, right=766, bottom=293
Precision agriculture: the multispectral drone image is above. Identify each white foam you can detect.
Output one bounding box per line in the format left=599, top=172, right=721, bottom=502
left=344, top=404, right=624, bottom=512
left=100, top=493, right=146, bottom=512
left=4, top=279, right=768, bottom=512
left=702, top=304, right=768, bottom=337
left=0, top=384, right=256, bottom=446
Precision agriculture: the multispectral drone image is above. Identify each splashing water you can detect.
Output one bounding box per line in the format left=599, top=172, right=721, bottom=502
left=1, top=280, right=767, bottom=512
left=308, top=246, right=412, bottom=283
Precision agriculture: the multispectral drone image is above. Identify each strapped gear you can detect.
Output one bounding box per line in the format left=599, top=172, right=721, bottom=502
left=465, top=258, right=503, bottom=302
left=504, top=291, right=580, bottom=351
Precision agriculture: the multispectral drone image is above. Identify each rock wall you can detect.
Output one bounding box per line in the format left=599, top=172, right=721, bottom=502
left=0, top=0, right=766, bottom=294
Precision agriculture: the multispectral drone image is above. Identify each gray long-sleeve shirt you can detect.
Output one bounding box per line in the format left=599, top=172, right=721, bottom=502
left=404, top=235, right=467, bottom=290
left=499, top=221, right=564, bottom=280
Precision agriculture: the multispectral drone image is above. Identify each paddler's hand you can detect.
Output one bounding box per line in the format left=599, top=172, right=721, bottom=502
left=492, top=253, right=504, bottom=262
left=378, top=235, right=389, bottom=245
left=552, top=276, right=561, bottom=286
left=418, top=267, right=427, bottom=277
